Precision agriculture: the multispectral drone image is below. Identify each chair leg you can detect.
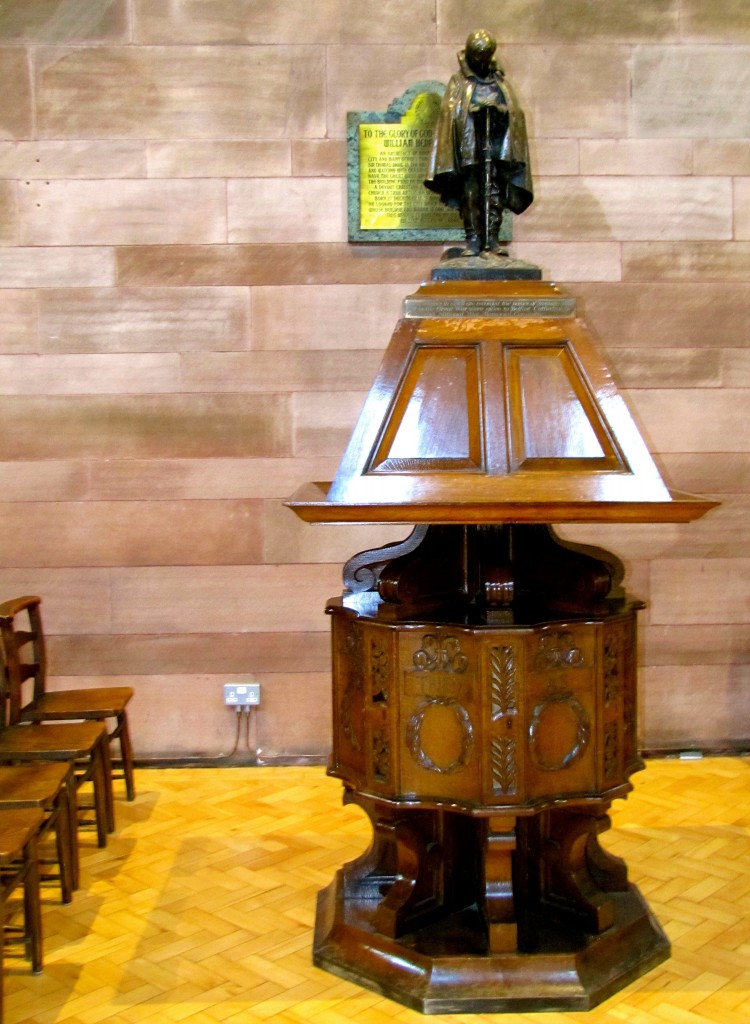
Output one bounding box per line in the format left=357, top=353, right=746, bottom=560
left=23, top=832, right=42, bottom=974
left=116, top=713, right=136, bottom=801
left=0, top=891, right=4, bottom=1021
left=77, top=739, right=115, bottom=848
left=54, top=795, right=74, bottom=904
left=101, top=738, right=116, bottom=835
left=90, top=745, right=109, bottom=849
left=64, top=772, right=80, bottom=890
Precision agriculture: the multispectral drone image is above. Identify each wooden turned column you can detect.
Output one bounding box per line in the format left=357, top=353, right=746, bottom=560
left=483, top=816, right=517, bottom=953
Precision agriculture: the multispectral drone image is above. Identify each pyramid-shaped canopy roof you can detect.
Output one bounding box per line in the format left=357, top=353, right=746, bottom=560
left=288, top=280, right=716, bottom=524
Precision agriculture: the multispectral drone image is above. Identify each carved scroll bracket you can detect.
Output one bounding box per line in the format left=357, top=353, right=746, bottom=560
left=343, top=526, right=428, bottom=593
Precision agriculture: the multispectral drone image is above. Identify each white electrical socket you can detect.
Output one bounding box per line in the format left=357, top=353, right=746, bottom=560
left=224, top=683, right=261, bottom=706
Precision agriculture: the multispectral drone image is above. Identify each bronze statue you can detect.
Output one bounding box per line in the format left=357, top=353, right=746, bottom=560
left=425, top=29, right=533, bottom=256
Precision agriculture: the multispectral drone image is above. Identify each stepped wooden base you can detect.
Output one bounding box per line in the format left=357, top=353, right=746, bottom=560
left=316, top=550, right=671, bottom=1014
left=314, top=872, right=670, bottom=1014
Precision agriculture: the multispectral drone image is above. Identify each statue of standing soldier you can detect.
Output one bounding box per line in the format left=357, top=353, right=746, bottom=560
left=425, top=29, right=533, bottom=257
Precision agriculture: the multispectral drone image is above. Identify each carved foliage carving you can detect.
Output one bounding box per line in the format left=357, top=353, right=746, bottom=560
left=604, top=722, right=618, bottom=780
left=371, top=639, right=389, bottom=704
left=341, top=622, right=364, bottom=751
left=491, top=644, right=517, bottom=720
left=372, top=726, right=390, bottom=782
left=490, top=644, right=518, bottom=795
left=492, top=737, right=517, bottom=795
left=368, top=634, right=390, bottom=783
left=603, top=635, right=621, bottom=707
left=621, top=621, right=637, bottom=750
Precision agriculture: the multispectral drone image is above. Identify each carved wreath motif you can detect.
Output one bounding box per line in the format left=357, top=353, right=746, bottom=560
left=528, top=693, right=590, bottom=771
left=406, top=698, right=474, bottom=775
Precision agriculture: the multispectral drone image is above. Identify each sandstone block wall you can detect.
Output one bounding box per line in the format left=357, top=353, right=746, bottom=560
left=0, top=1, right=747, bottom=758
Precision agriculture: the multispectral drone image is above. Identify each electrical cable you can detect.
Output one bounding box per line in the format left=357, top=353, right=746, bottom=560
left=226, top=705, right=243, bottom=757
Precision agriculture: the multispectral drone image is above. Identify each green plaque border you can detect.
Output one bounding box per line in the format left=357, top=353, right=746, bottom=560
left=347, top=81, right=466, bottom=244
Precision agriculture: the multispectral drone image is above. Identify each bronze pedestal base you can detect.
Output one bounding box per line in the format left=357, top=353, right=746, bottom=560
left=314, top=869, right=669, bottom=1014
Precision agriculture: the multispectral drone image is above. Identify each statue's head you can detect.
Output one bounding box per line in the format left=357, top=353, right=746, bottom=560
left=465, top=29, right=496, bottom=76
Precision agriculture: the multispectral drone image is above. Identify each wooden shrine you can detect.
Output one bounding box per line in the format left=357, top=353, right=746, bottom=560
left=287, top=271, right=717, bottom=1013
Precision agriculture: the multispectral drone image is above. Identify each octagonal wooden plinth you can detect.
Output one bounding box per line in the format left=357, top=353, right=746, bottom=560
left=314, top=872, right=669, bottom=1014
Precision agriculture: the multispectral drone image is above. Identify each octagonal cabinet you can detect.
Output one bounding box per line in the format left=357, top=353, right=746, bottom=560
left=328, top=600, right=642, bottom=813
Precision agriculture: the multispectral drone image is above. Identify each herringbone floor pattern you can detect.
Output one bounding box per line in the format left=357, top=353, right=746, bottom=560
left=5, top=758, right=750, bottom=1024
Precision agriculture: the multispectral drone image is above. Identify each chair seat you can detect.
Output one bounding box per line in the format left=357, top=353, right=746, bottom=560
left=0, top=721, right=107, bottom=760
left=0, top=808, right=45, bottom=865
left=0, top=596, right=121, bottom=836
left=0, top=763, right=73, bottom=809
left=0, top=596, right=136, bottom=803
left=20, top=687, right=134, bottom=722
left=0, top=807, right=45, bottom=982
left=0, top=764, right=79, bottom=901
left=0, top=722, right=113, bottom=847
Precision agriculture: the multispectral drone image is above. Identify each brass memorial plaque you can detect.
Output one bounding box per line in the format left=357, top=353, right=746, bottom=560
left=403, top=294, right=576, bottom=319
left=347, top=82, right=464, bottom=243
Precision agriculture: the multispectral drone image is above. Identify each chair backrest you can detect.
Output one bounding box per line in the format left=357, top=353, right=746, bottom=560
left=0, top=596, right=46, bottom=726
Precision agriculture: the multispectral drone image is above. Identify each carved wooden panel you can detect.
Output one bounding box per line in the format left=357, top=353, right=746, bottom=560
left=504, top=343, right=626, bottom=472
left=525, top=625, right=596, bottom=796
left=367, top=344, right=484, bottom=473
left=600, top=615, right=642, bottom=787
left=328, top=606, right=641, bottom=811
left=293, top=284, right=718, bottom=522
left=329, top=610, right=365, bottom=782
left=400, top=627, right=478, bottom=801
left=488, top=643, right=519, bottom=798
left=364, top=625, right=396, bottom=793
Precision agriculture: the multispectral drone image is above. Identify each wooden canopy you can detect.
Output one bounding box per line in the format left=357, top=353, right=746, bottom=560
left=287, top=279, right=717, bottom=525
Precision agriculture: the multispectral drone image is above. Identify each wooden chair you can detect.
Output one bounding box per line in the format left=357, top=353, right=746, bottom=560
left=0, top=763, right=78, bottom=903
left=0, top=605, right=114, bottom=848
left=0, top=807, right=45, bottom=1017
left=1, top=596, right=136, bottom=802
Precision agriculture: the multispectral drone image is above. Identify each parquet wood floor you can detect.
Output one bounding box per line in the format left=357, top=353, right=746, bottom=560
left=5, top=757, right=749, bottom=1024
